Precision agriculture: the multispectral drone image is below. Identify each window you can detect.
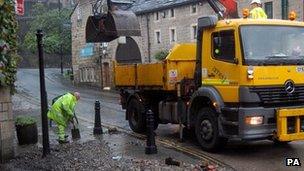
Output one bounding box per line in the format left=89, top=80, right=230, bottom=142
left=281, top=0, right=288, bottom=19
left=170, top=9, right=175, bottom=18
left=191, top=24, right=197, bottom=40
left=191, top=4, right=197, bottom=14
left=155, top=12, right=159, bottom=21
left=264, top=2, right=273, bottom=19
left=170, top=28, right=176, bottom=43
left=162, top=11, right=167, bottom=18
left=155, top=31, right=161, bottom=44
left=212, top=30, right=235, bottom=62
left=240, top=25, right=304, bottom=66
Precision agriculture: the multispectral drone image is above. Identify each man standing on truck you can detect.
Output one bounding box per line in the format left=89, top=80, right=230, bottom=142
left=47, top=92, right=80, bottom=144
left=250, top=0, right=267, bottom=19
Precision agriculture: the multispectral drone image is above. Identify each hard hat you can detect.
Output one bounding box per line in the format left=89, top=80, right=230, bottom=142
left=250, top=0, right=261, bottom=5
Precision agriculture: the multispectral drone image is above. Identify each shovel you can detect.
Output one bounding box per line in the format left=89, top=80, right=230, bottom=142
left=71, top=113, right=81, bottom=140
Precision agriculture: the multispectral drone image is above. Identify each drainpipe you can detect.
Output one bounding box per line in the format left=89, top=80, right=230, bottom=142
left=281, top=0, right=288, bottom=20
left=145, top=14, right=151, bottom=63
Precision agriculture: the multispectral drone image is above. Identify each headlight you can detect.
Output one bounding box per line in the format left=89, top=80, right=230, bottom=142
left=245, top=116, right=263, bottom=125
left=247, top=66, right=254, bottom=79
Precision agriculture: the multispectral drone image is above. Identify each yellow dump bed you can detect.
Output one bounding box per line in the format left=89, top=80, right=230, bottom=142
left=114, top=43, right=196, bottom=91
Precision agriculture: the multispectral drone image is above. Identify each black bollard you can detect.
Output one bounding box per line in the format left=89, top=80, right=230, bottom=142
left=93, top=100, right=103, bottom=135
left=145, top=110, right=157, bottom=154
left=37, top=30, right=50, bottom=156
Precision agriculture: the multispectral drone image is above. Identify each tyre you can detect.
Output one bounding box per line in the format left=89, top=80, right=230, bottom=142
left=127, top=98, right=146, bottom=133
left=272, top=138, right=290, bottom=146
left=195, top=108, right=227, bottom=152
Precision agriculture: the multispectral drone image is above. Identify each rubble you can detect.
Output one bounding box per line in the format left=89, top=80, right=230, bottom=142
left=107, top=127, right=118, bottom=134
left=165, top=157, right=180, bottom=166
left=3, top=139, right=219, bottom=171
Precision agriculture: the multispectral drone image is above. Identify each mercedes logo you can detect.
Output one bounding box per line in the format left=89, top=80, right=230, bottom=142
left=285, top=80, right=295, bottom=94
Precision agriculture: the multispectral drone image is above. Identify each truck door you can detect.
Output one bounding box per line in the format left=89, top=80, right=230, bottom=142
left=202, top=28, right=241, bottom=103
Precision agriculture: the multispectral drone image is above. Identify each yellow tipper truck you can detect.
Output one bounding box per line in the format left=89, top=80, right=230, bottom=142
left=115, top=17, right=304, bottom=151
left=85, top=0, right=304, bottom=151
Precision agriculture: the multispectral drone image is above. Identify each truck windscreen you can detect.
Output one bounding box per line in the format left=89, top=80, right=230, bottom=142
left=240, top=25, right=304, bottom=66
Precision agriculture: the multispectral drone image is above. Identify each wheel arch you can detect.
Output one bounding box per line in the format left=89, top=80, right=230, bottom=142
left=189, top=86, right=224, bottom=125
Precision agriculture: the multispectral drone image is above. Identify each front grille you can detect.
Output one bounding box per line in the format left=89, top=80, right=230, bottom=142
left=249, top=85, right=304, bottom=105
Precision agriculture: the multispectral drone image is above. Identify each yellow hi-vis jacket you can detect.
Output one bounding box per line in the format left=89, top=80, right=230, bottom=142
left=250, top=7, right=268, bottom=19
left=47, top=93, right=77, bottom=127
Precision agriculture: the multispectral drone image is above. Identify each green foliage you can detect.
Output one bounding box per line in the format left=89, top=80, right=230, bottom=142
left=0, top=0, right=19, bottom=90
left=23, top=3, right=71, bottom=55
left=154, top=50, right=169, bottom=61
left=15, top=116, right=37, bottom=126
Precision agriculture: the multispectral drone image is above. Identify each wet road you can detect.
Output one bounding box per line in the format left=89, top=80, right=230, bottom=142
left=16, top=68, right=304, bottom=171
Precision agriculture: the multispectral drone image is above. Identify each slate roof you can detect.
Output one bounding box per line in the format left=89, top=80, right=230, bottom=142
left=131, top=0, right=201, bottom=14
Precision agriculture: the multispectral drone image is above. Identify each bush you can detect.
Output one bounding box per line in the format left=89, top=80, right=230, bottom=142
left=154, top=50, right=169, bottom=61
left=15, top=116, right=36, bottom=126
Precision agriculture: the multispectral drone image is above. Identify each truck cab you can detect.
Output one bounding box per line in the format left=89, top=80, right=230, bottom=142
left=193, top=17, right=304, bottom=147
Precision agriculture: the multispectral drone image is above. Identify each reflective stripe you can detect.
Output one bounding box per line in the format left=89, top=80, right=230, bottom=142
left=202, top=79, right=230, bottom=85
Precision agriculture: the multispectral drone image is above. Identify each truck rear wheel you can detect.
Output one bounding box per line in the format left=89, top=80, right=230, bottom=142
left=127, top=98, right=146, bottom=133
left=195, top=108, right=227, bottom=152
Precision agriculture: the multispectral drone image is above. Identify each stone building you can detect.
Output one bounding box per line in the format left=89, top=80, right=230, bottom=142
left=71, top=0, right=304, bottom=88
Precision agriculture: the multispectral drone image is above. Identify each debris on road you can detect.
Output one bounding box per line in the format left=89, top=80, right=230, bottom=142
left=200, top=162, right=218, bottom=171
left=165, top=157, right=181, bottom=166
left=107, top=127, right=118, bottom=134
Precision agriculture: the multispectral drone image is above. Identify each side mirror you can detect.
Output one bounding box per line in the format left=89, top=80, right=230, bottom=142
left=234, top=58, right=239, bottom=64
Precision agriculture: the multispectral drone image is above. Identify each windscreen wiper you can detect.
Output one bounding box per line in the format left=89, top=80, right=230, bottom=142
left=265, top=55, right=288, bottom=59
left=264, top=55, right=288, bottom=65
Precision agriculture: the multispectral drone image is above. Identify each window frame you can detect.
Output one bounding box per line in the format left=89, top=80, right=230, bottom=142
left=190, top=24, right=198, bottom=40
left=264, top=1, right=273, bottom=19
left=162, top=11, right=167, bottom=18
left=169, top=8, right=175, bottom=18
left=190, top=4, right=197, bottom=14
left=155, top=30, right=161, bottom=44
left=155, top=12, right=160, bottom=21
left=169, top=27, right=177, bottom=43
left=211, top=30, right=236, bottom=63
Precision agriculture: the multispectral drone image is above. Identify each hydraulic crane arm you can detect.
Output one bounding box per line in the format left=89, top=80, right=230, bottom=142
left=206, top=0, right=225, bottom=18
left=206, top=0, right=239, bottom=19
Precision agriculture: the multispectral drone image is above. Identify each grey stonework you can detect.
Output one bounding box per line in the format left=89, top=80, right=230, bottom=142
left=0, top=88, right=14, bottom=163
left=71, top=0, right=304, bottom=88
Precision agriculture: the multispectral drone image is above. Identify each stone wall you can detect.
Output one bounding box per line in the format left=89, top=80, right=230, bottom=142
left=0, top=88, right=14, bottom=162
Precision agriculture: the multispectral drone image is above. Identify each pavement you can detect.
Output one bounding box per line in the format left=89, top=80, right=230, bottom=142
left=0, top=92, right=222, bottom=171
left=2, top=68, right=304, bottom=170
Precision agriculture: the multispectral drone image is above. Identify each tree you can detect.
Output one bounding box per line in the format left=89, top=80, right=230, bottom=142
left=154, top=50, right=169, bottom=61
left=23, top=3, right=71, bottom=55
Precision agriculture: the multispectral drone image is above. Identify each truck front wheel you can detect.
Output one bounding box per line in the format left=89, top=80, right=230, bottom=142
left=195, top=108, right=227, bottom=152
left=127, top=98, right=146, bottom=133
